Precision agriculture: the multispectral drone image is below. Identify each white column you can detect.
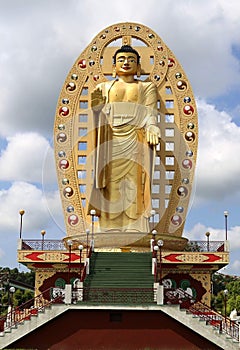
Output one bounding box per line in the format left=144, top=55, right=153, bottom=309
left=85, top=258, right=90, bottom=274
left=64, top=284, right=72, bottom=304
left=156, top=285, right=164, bottom=305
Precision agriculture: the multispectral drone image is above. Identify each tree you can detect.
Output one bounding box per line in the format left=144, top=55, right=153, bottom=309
left=211, top=273, right=240, bottom=316
left=0, top=266, right=35, bottom=316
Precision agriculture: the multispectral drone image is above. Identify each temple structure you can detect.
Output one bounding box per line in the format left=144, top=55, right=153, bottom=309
left=0, top=22, right=234, bottom=350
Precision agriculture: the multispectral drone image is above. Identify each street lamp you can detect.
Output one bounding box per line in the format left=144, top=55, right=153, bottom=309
left=224, top=289, right=228, bottom=322
left=41, top=230, right=46, bottom=250
left=153, top=245, right=159, bottom=282
left=19, top=209, right=25, bottom=239
left=9, top=286, right=15, bottom=306
left=205, top=231, right=210, bottom=252
left=224, top=211, right=229, bottom=240
left=78, top=245, right=83, bottom=280
left=157, top=240, right=164, bottom=285
left=86, top=229, right=90, bottom=256
left=9, top=286, right=15, bottom=324
left=151, top=230, right=157, bottom=251
left=90, top=209, right=96, bottom=250
left=150, top=209, right=156, bottom=231
left=67, top=239, right=73, bottom=284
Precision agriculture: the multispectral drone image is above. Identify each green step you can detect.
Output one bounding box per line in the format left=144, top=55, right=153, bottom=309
left=83, top=252, right=155, bottom=304
left=82, top=251, right=154, bottom=304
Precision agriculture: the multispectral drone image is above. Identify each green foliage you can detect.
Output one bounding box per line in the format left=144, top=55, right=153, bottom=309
left=0, top=266, right=35, bottom=316
left=0, top=267, right=35, bottom=287
left=211, top=273, right=240, bottom=316
left=184, top=242, right=201, bottom=252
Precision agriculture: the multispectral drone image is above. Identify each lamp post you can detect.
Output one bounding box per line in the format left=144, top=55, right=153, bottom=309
left=224, top=211, right=229, bottom=240
left=205, top=231, right=210, bottom=252
left=150, top=209, right=156, bottom=231
left=86, top=229, right=90, bottom=256
left=90, top=209, right=96, bottom=250
left=157, top=240, right=164, bottom=285
left=9, top=286, right=15, bottom=305
left=151, top=230, right=157, bottom=251
left=78, top=245, right=83, bottom=280
left=41, top=230, right=46, bottom=250
left=224, top=289, right=228, bottom=322
left=19, top=209, right=25, bottom=239
left=153, top=245, right=159, bottom=282
left=67, top=239, right=73, bottom=284
left=9, top=286, right=15, bottom=324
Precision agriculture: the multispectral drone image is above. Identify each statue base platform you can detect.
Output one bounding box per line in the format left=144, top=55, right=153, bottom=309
left=63, top=232, right=188, bottom=251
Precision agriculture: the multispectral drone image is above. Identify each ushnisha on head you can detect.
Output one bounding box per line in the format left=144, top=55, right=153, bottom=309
left=113, top=45, right=140, bottom=64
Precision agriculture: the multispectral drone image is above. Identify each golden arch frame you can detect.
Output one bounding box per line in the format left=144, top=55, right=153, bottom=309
left=54, top=22, right=198, bottom=245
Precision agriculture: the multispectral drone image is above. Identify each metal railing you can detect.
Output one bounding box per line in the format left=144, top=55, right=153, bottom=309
left=21, top=239, right=66, bottom=251
left=0, top=287, right=64, bottom=334
left=20, top=239, right=226, bottom=252
left=81, top=246, right=93, bottom=282
left=1, top=283, right=238, bottom=344
left=164, top=288, right=239, bottom=343
left=184, top=241, right=225, bottom=252
left=188, top=302, right=239, bottom=342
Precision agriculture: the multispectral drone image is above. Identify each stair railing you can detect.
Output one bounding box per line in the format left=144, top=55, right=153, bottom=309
left=188, top=300, right=239, bottom=342
left=71, top=247, right=93, bottom=302
left=80, top=246, right=93, bottom=283
left=164, top=288, right=239, bottom=343
left=0, top=287, right=64, bottom=334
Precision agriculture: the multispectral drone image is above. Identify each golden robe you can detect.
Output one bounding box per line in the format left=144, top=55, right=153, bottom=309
left=89, top=80, right=158, bottom=232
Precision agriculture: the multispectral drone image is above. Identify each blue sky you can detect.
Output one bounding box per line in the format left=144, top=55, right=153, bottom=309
left=0, top=0, right=240, bottom=275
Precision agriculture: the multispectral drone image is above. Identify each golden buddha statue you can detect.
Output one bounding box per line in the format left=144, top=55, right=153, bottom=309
left=88, top=45, right=161, bottom=233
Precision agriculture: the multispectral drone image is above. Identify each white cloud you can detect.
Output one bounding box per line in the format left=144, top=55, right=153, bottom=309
left=184, top=222, right=240, bottom=276
left=184, top=222, right=240, bottom=251
left=148, top=0, right=240, bottom=98
left=0, top=0, right=240, bottom=138
left=184, top=222, right=207, bottom=241
left=194, top=99, right=240, bottom=203
left=0, top=181, right=63, bottom=236
left=0, top=181, right=64, bottom=267
left=0, top=133, right=56, bottom=184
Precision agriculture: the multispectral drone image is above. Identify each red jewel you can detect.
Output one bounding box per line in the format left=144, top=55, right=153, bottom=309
left=59, top=106, right=69, bottom=116
left=66, top=82, right=76, bottom=91
left=168, top=58, right=175, bottom=67
left=182, top=159, right=193, bottom=169
left=171, top=215, right=182, bottom=226
left=68, top=214, right=79, bottom=226
left=59, top=159, right=69, bottom=170
left=63, top=187, right=74, bottom=198
left=78, top=59, right=87, bottom=69
left=183, top=105, right=194, bottom=115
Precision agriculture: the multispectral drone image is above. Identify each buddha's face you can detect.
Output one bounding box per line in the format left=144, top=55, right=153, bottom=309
left=115, top=52, right=139, bottom=76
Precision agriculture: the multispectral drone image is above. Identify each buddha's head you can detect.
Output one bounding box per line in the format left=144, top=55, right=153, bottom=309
left=113, top=45, right=140, bottom=64
left=112, top=45, right=141, bottom=77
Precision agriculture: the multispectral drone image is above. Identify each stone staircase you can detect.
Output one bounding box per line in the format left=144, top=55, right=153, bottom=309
left=83, top=252, right=155, bottom=304
left=1, top=251, right=239, bottom=349
left=1, top=303, right=239, bottom=349
left=0, top=303, right=69, bottom=349
left=160, top=304, right=240, bottom=350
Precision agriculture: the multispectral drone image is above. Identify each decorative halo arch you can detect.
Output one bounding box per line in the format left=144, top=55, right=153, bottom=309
left=54, top=22, right=198, bottom=245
